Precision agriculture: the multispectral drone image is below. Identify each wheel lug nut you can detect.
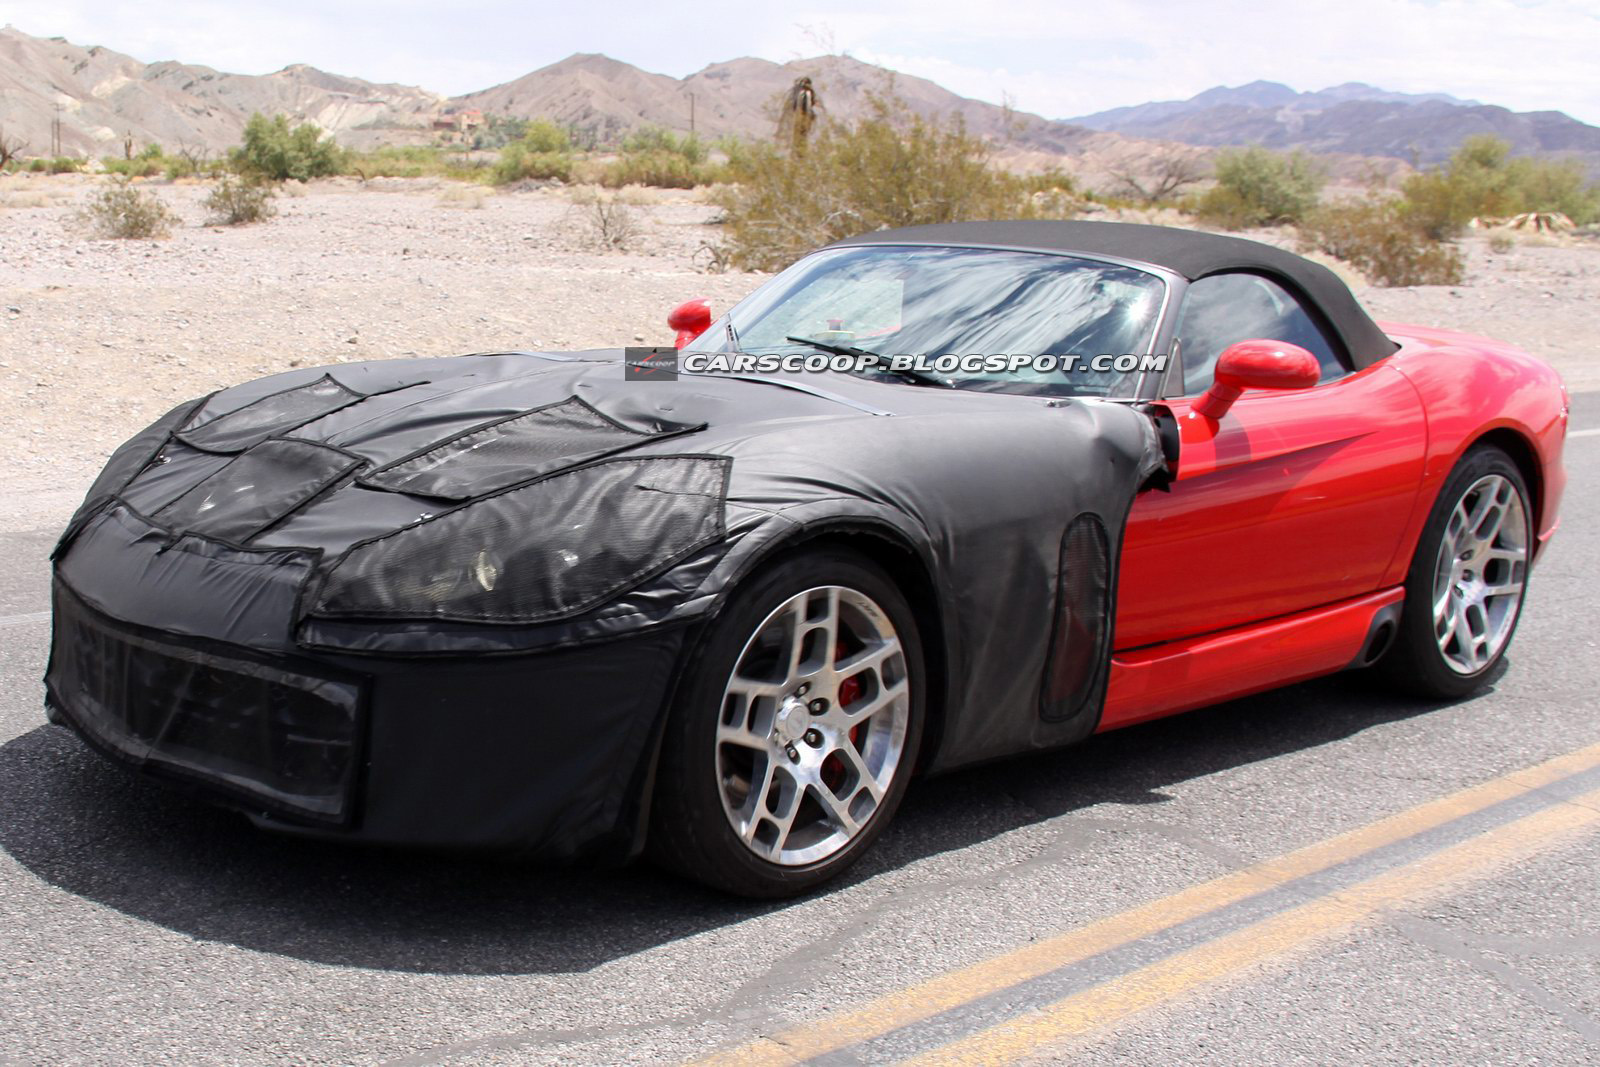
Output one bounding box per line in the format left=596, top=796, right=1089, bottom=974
left=804, top=728, right=822, bottom=746
left=795, top=683, right=810, bottom=696
left=785, top=744, right=799, bottom=762
left=808, top=698, right=829, bottom=714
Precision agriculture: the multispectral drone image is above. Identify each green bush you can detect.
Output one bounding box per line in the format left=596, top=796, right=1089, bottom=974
left=621, top=125, right=708, bottom=164
left=600, top=150, right=718, bottom=189
left=232, top=114, right=344, bottom=182
left=470, top=115, right=529, bottom=151
left=493, top=147, right=574, bottom=185
left=344, top=145, right=487, bottom=182
left=1192, top=147, right=1325, bottom=228
left=598, top=126, right=725, bottom=188
left=78, top=177, right=180, bottom=238
left=203, top=175, right=277, bottom=225
left=519, top=119, right=573, bottom=154
left=712, top=95, right=1074, bottom=272
left=101, top=154, right=165, bottom=178
left=40, top=156, right=84, bottom=174
left=1400, top=135, right=1600, bottom=239
left=102, top=143, right=166, bottom=175
left=1298, top=196, right=1464, bottom=287
left=492, top=120, right=576, bottom=185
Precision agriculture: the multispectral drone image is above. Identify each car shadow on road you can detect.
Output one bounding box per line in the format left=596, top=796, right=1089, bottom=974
left=0, top=667, right=1492, bottom=976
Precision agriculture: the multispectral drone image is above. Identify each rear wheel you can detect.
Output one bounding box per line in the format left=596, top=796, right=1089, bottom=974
left=649, top=548, right=923, bottom=897
left=1379, top=445, right=1531, bottom=699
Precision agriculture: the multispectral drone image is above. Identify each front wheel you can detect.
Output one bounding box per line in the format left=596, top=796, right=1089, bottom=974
left=1378, top=445, right=1532, bottom=699
left=648, top=548, right=924, bottom=897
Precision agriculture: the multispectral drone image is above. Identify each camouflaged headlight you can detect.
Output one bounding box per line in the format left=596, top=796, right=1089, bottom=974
left=310, top=455, right=730, bottom=625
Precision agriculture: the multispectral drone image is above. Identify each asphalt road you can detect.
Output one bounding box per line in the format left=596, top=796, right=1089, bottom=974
left=1, top=397, right=1597, bottom=1066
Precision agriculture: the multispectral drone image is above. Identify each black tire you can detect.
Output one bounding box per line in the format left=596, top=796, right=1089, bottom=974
left=648, top=547, right=925, bottom=898
left=1377, top=445, right=1532, bottom=699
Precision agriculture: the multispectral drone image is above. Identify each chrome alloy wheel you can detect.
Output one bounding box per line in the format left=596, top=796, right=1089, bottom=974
left=1432, top=473, right=1529, bottom=675
left=714, top=585, right=911, bottom=866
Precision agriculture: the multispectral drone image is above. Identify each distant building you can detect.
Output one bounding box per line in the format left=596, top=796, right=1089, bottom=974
left=433, top=108, right=484, bottom=142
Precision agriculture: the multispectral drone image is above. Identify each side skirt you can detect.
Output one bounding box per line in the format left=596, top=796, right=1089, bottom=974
left=1099, top=588, right=1406, bottom=732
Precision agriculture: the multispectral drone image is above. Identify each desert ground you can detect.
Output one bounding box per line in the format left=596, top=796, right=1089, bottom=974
left=0, top=175, right=762, bottom=529
left=2, top=172, right=1597, bottom=531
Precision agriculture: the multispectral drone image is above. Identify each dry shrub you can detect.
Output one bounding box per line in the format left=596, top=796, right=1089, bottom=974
left=712, top=94, right=1076, bottom=272
left=202, top=175, right=277, bottom=225
left=1487, top=232, right=1515, bottom=254
left=1298, top=196, right=1464, bottom=287
left=78, top=177, right=180, bottom=239
left=1109, top=150, right=1207, bottom=205
left=571, top=188, right=640, bottom=250
left=437, top=185, right=490, bottom=209
left=692, top=241, right=733, bottom=274
left=166, top=142, right=218, bottom=180
left=0, top=190, right=50, bottom=210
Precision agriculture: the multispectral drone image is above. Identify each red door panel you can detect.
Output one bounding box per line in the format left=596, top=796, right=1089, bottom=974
left=1116, top=363, right=1426, bottom=649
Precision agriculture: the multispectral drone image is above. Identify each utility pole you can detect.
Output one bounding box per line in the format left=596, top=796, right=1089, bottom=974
left=52, top=103, right=62, bottom=156
left=688, top=92, right=695, bottom=136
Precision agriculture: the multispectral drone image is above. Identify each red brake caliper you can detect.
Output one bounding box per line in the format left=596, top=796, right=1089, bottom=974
left=824, top=639, right=864, bottom=792
left=836, top=639, right=863, bottom=737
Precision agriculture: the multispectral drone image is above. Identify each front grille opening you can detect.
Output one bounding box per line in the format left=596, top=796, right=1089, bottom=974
left=48, top=587, right=364, bottom=824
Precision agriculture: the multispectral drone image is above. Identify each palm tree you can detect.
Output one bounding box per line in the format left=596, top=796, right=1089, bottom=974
left=777, top=76, right=820, bottom=153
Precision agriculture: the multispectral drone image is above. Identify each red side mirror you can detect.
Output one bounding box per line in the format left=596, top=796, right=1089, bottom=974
left=668, top=299, right=712, bottom=349
left=1190, top=340, right=1320, bottom=420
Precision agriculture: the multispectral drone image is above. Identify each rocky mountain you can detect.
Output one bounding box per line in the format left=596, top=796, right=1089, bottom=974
left=451, top=52, right=1102, bottom=156
left=0, top=27, right=1128, bottom=174
left=4, top=24, right=1596, bottom=183
left=1067, top=80, right=1600, bottom=166
left=0, top=26, right=443, bottom=158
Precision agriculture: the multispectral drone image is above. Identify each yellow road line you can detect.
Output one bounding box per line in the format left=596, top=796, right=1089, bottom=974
left=694, top=741, right=1600, bottom=1066
left=908, top=783, right=1600, bottom=1066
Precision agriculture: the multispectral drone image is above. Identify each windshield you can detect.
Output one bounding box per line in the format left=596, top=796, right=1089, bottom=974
left=708, top=245, right=1167, bottom=397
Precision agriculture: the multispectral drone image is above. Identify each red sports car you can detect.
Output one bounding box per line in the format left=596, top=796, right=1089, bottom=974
left=48, top=221, right=1567, bottom=897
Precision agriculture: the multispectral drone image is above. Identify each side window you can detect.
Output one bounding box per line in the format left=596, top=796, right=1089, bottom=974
left=1174, top=273, right=1346, bottom=395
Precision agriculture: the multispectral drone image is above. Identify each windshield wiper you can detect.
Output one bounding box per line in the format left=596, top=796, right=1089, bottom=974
left=784, top=336, right=954, bottom=389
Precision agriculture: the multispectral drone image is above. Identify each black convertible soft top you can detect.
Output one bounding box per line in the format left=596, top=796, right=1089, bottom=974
left=830, top=220, right=1398, bottom=370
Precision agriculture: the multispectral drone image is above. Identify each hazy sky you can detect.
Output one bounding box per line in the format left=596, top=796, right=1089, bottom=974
left=3, top=0, right=1598, bottom=124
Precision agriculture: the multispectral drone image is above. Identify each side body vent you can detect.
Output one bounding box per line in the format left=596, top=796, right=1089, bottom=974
left=1040, top=513, right=1112, bottom=724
